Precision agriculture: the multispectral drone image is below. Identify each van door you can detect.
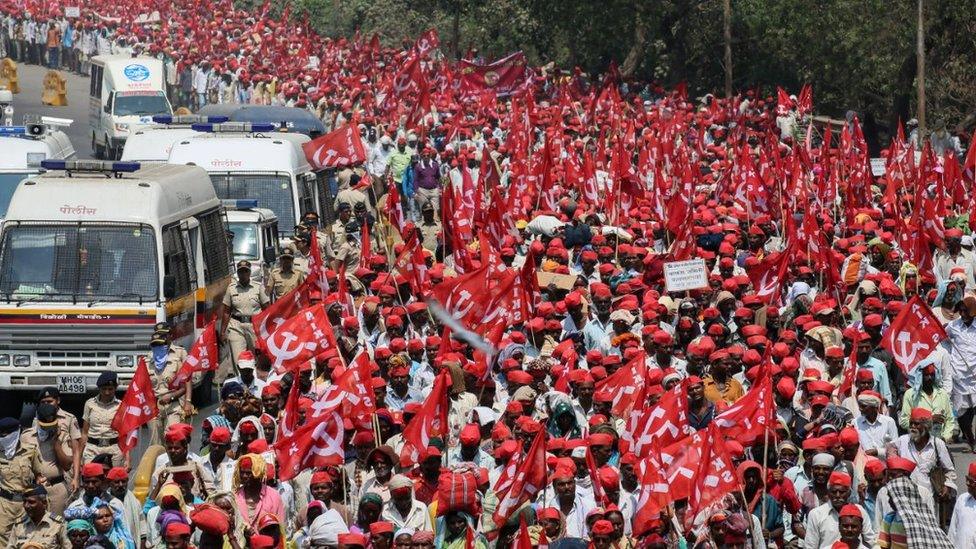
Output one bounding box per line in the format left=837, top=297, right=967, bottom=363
left=88, top=64, right=104, bottom=148
left=161, top=223, right=195, bottom=347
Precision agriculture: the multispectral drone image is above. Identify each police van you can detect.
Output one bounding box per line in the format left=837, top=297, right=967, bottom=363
left=223, top=199, right=280, bottom=288
left=120, top=115, right=229, bottom=163
left=0, top=161, right=232, bottom=402
left=89, top=55, right=173, bottom=160
left=167, top=122, right=322, bottom=240
left=0, top=117, right=76, bottom=219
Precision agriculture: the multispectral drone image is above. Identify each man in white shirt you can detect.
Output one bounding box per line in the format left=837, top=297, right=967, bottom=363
left=853, top=390, right=897, bottom=458
left=193, top=62, right=209, bottom=111
left=381, top=475, right=431, bottom=531
left=367, top=135, right=393, bottom=179
left=949, top=462, right=976, bottom=549
left=535, top=467, right=596, bottom=539
left=802, top=471, right=876, bottom=549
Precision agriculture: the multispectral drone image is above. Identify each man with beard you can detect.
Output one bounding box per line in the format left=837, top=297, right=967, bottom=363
left=150, top=423, right=215, bottom=497
left=583, top=284, right=613, bottom=354
left=647, top=330, right=688, bottom=376
left=888, top=408, right=956, bottom=511
left=801, top=471, right=876, bottom=548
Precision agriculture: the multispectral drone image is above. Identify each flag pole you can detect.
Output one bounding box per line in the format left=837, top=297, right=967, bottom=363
left=760, top=424, right=770, bottom=529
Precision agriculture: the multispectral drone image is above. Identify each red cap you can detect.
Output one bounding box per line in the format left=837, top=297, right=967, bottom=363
left=210, top=426, right=232, bottom=445
left=459, top=423, right=481, bottom=446
left=106, top=467, right=128, bottom=481
left=190, top=504, right=230, bottom=536
left=886, top=456, right=916, bottom=473
left=910, top=407, right=933, bottom=421
left=311, top=471, right=333, bottom=485
left=81, top=463, right=105, bottom=478
left=369, top=522, right=394, bottom=535
left=828, top=471, right=852, bottom=487
left=166, top=523, right=193, bottom=537
left=338, top=533, right=368, bottom=547
left=838, top=504, right=862, bottom=519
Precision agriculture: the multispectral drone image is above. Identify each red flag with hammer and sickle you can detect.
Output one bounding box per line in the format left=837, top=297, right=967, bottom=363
left=274, top=411, right=345, bottom=481
left=882, top=295, right=947, bottom=375
left=262, top=303, right=338, bottom=373
left=169, top=320, right=219, bottom=389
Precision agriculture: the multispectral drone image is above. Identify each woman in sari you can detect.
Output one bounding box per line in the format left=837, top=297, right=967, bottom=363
left=434, top=511, right=487, bottom=549
left=93, top=501, right=136, bottom=549
left=233, top=453, right=284, bottom=530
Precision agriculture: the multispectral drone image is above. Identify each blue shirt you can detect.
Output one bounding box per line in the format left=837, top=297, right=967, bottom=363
left=859, top=356, right=892, bottom=403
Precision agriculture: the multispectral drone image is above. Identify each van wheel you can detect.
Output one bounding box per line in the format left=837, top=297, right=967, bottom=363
left=92, top=134, right=105, bottom=159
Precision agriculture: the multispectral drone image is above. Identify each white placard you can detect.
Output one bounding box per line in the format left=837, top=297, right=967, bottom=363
left=870, top=158, right=886, bottom=177
left=664, top=258, right=709, bottom=293
left=65, top=7, right=80, bottom=17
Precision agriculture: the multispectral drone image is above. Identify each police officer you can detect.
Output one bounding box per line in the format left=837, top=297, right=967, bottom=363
left=220, top=260, right=269, bottom=379
left=152, top=321, right=188, bottom=365
left=19, top=402, right=72, bottom=517
left=290, top=233, right=312, bottom=274
left=418, top=200, right=440, bottom=254
left=267, top=248, right=306, bottom=301
left=146, top=332, right=192, bottom=446
left=6, top=485, right=69, bottom=549
left=301, top=211, right=332, bottom=259
left=331, top=202, right=353, bottom=243
left=0, top=417, right=44, bottom=547
left=333, top=220, right=362, bottom=272
left=80, top=372, right=124, bottom=468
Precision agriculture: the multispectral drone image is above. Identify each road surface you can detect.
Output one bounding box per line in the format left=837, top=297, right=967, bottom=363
left=8, top=62, right=97, bottom=158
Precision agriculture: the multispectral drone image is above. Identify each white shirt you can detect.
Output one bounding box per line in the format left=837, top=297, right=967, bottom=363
left=890, top=434, right=958, bottom=493
left=854, top=413, right=898, bottom=458
left=803, top=502, right=876, bottom=549
left=950, top=492, right=976, bottom=549
left=382, top=499, right=432, bottom=531
left=947, top=320, right=976, bottom=402
left=535, top=489, right=595, bottom=539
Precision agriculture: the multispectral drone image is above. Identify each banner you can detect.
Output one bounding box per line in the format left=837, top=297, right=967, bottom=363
left=459, top=52, right=531, bottom=98
left=302, top=123, right=367, bottom=169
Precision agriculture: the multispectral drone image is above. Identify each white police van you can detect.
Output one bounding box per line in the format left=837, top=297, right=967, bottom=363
left=0, top=116, right=76, bottom=219
left=89, top=55, right=173, bottom=160
left=0, top=161, right=232, bottom=404
left=167, top=122, right=322, bottom=240
left=121, top=115, right=229, bottom=163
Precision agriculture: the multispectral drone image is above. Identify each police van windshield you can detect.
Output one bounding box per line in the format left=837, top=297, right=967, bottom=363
left=227, top=222, right=259, bottom=260
left=0, top=224, right=158, bottom=302
left=113, top=92, right=171, bottom=117
left=209, top=174, right=294, bottom=235
left=0, top=173, right=30, bottom=218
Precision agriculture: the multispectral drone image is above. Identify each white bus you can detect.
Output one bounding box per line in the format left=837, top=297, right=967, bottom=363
left=167, top=122, right=322, bottom=239
left=0, top=161, right=232, bottom=400
left=89, top=55, right=172, bottom=160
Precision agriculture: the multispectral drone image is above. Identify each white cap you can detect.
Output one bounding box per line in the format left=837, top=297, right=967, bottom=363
left=963, top=235, right=974, bottom=247
left=380, top=135, right=391, bottom=145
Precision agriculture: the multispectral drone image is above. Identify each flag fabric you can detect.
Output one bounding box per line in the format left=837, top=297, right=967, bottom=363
left=253, top=274, right=315, bottom=349
left=686, top=425, right=741, bottom=528
left=492, top=429, right=547, bottom=528
left=302, top=123, right=367, bottom=169
left=273, top=411, right=345, bottom=481
left=459, top=51, right=532, bottom=99
left=168, top=320, right=219, bottom=389
left=882, top=295, right=948, bottom=375
left=622, top=384, right=692, bottom=455
left=333, top=352, right=377, bottom=422
left=594, top=351, right=648, bottom=417
left=745, top=245, right=793, bottom=305
left=400, top=369, right=450, bottom=463
left=713, top=376, right=774, bottom=445
left=111, top=357, right=158, bottom=453
left=261, top=303, right=337, bottom=373
left=632, top=450, right=673, bottom=536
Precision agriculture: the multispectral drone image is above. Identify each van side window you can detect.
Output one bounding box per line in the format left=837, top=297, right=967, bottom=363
left=89, top=65, right=102, bottom=98
left=298, top=174, right=317, bottom=219
left=316, top=171, right=336, bottom=225
left=198, top=209, right=231, bottom=284
left=162, top=224, right=192, bottom=297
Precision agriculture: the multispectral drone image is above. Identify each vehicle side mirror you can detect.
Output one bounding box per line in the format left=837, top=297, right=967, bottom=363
left=264, top=246, right=277, bottom=264
left=163, top=274, right=176, bottom=299
left=104, top=104, right=111, bottom=114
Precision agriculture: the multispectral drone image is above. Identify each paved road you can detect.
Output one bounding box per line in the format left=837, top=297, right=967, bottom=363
left=8, top=61, right=97, bottom=157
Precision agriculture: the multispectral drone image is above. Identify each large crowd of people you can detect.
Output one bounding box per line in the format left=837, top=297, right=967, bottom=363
left=4, top=2, right=976, bottom=549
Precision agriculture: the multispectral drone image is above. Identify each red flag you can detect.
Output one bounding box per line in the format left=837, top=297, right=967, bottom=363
left=796, top=84, right=813, bottom=116
left=492, top=429, right=547, bottom=527
left=111, top=357, right=158, bottom=453
left=273, top=411, right=345, bottom=481
left=594, top=351, right=648, bottom=417
left=776, top=87, right=794, bottom=116
left=302, top=124, right=367, bottom=169
left=384, top=175, right=406, bottom=235
left=513, top=517, right=533, bottom=549
left=168, top=320, right=219, bottom=389
left=392, top=229, right=431, bottom=297
left=660, top=431, right=707, bottom=503
left=586, top=447, right=609, bottom=506
left=262, top=304, right=338, bottom=373
left=459, top=52, right=532, bottom=99
left=334, top=352, right=377, bottom=421
left=400, top=370, right=450, bottom=463
left=837, top=330, right=863, bottom=399
left=745, top=245, right=793, bottom=305
left=713, top=377, right=774, bottom=445
left=252, top=275, right=315, bottom=349
left=307, top=227, right=331, bottom=296
left=622, top=384, right=692, bottom=455
left=632, top=450, right=674, bottom=536
left=882, top=295, right=948, bottom=375
left=686, top=425, right=741, bottom=527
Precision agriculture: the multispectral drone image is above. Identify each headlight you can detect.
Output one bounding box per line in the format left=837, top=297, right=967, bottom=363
left=13, top=354, right=30, bottom=367
left=114, top=123, right=129, bottom=132
left=0, top=354, right=9, bottom=366
left=117, top=355, right=134, bottom=367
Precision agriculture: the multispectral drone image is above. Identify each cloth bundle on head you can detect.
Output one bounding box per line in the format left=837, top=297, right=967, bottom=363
left=233, top=453, right=268, bottom=488
left=308, top=509, right=350, bottom=546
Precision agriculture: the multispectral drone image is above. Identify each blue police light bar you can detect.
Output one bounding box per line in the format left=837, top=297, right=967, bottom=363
left=0, top=126, right=27, bottom=136
left=221, top=199, right=259, bottom=209
left=40, top=160, right=141, bottom=173
left=191, top=122, right=277, bottom=133
left=153, top=115, right=229, bottom=124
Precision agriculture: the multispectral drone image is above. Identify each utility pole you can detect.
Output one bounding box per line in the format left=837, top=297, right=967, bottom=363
left=723, top=0, right=732, bottom=97
left=916, top=0, right=926, bottom=137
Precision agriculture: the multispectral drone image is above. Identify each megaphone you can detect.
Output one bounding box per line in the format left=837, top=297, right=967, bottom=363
left=26, top=123, right=45, bottom=136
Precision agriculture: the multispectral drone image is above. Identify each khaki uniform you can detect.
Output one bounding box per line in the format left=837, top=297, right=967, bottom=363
left=268, top=267, right=306, bottom=300
left=334, top=239, right=361, bottom=272
left=331, top=218, right=351, bottom=243
left=5, top=512, right=69, bottom=549
left=222, top=281, right=269, bottom=378
left=0, top=444, right=43, bottom=547
left=18, top=428, right=72, bottom=518
left=145, top=349, right=187, bottom=446
left=419, top=222, right=440, bottom=254
left=81, top=396, right=123, bottom=466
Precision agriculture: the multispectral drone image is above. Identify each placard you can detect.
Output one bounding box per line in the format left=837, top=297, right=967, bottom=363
left=870, top=158, right=886, bottom=177
left=65, top=6, right=80, bottom=17
left=663, top=258, right=709, bottom=293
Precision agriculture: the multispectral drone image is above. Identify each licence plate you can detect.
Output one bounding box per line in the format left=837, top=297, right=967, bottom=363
left=57, top=375, right=87, bottom=394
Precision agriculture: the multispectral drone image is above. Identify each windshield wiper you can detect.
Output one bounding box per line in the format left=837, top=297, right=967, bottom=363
left=14, top=295, right=43, bottom=307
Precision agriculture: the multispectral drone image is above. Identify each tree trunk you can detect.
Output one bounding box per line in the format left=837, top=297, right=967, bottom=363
left=619, top=3, right=647, bottom=77
left=452, top=1, right=461, bottom=61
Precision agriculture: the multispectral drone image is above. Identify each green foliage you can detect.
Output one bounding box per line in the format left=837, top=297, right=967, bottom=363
left=265, top=0, right=976, bottom=128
